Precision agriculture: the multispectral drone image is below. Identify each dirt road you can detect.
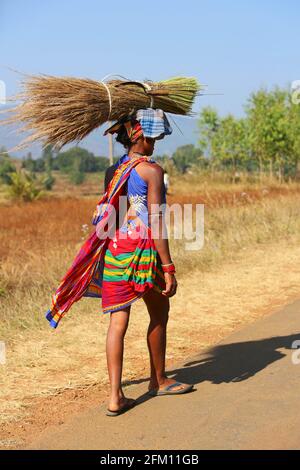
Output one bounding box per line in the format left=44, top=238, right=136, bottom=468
left=28, top=298, right=300, bottom=450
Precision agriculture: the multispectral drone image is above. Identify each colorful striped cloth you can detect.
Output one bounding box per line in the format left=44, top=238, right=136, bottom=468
left=101, top=223, right=166, bottom=314
left=45, top=155, right=161, bottom=329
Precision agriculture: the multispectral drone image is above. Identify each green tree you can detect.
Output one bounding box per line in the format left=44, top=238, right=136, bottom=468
left=95, top=156, right=110, bottom=172
left=212, top=115, right=249, bottom=177
left=286, top=94, right=300, bottom=178
left=21, top=152, right=36, bottom=172
left=245, top=87, right=291, bottom=180
left=55, top=147, right=97, bottom=174
left=172, top=144, right=203, bottom=174
left=42, top=145, right=54, bottom=172
left=197, top=107, right=220, bottom=159
left=35, top=158, right=46, bottom=172
left=0, top=147, right=16, bottom=184
left=69, top=157, right=85, bottom=185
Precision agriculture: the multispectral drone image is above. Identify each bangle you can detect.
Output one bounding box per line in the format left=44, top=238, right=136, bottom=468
left=149, top=212, right=164, bottom=217
left=162, top=266, right=176, bottom=274
left=161, top=262, right=176, bottom=274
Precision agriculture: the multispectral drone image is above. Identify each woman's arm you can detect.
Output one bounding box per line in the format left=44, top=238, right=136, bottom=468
left=141, top=162, right=177, bottom=297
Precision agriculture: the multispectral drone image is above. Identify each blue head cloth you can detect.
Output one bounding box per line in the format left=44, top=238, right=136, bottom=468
left=135, top=108, right=172, bottom=140
left=104, top=108, right=173, bottom=141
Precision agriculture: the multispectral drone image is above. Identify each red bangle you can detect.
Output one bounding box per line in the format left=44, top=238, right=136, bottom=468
left=161, top=263, right=176, bottom=274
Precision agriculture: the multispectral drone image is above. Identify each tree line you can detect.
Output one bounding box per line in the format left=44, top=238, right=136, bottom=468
left=1, top=85, right=300, bottom=196
left=197, top=86, right=300, bottom=180
left=0, top=146, right=111, bottom=191
left=156, top=86, right=300, bottom=180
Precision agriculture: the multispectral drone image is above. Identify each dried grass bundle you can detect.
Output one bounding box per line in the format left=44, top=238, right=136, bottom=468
left=1, top=74, right=201, bottom=150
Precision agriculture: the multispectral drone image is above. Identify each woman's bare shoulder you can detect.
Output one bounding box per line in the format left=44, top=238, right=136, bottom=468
left=135, top=160, right=164, bottom=183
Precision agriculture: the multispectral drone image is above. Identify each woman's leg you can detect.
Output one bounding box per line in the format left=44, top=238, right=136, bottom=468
left=143, top=289, right=191, bottom=392
left=106, top=306, right=134, bottom=411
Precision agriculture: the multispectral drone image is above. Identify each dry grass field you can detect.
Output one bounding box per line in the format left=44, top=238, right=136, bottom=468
left=1, top=171, right=300, bottom=448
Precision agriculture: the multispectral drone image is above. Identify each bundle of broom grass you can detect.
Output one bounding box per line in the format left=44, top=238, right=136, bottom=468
left=1, top=74, right=201, bottom=150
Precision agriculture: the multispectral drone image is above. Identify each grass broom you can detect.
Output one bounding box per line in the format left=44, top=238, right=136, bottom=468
left=1, top=74, right=202, bottom=150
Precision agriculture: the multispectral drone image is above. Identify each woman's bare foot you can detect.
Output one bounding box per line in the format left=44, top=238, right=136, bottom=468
left=108, top=391, right=135, bottom=412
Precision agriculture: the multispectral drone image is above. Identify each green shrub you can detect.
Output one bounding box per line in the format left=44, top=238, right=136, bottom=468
left=7, top=170, right=43, bottom=202
left=0, top=150, right=16, bottom=184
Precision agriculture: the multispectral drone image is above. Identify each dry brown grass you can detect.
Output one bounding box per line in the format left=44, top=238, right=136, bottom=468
left=1, top=179, right=300, bottom=429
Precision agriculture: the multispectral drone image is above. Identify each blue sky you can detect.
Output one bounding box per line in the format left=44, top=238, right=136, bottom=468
left=0, top=0, right=299, bottom=156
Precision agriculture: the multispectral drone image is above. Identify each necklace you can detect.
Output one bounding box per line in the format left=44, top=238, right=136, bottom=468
left=129, top=151, right=144, bottom=157
left=128, top=151, right=150, bottom=160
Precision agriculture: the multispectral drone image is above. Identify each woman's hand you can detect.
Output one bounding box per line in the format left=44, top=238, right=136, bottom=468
left=162, top=273, right=178, bottom=297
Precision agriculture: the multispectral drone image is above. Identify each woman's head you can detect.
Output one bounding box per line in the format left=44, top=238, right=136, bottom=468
left=115, top=118, right=155, bottom=156
left=104, top=108, right=172, bottom=156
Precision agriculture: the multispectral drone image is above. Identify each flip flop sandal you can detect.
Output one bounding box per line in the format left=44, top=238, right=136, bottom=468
left=106, top=398, right=136, bottom=417
left=148, top=382, right=194, bottom=397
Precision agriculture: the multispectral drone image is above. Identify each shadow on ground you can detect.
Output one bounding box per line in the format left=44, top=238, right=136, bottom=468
left=171, top=333, right=300, bottom=384
left=126, top=333, right=300, bottom=406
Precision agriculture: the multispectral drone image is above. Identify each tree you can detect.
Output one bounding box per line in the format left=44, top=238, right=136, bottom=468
left=0, top=147, right=16, bottom=184
left=212, top=115, right=249, bottom=177
left=69, top=157, right=85, bottom=185
left=286, top=94, right=300, bottom=178
left=42, top=145, right=54, bottom=172
left=55, top=147, right=98, bottom=173
left=245, top=88, right=291, bottom=180
left=195, top=86, right=300, bottom=180
left=21, top=152, right=36, bottom=172
left=172, top=145, right=203, bottom=174
left=95, top=156, right=110, bottom=172
left=197, top=107, right=220, bottom=159
left=40, top=145, right=56, bottom=189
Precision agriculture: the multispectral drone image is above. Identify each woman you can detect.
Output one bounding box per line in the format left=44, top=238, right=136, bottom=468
left=45, top=108, right=194, bottom=417
left=102, top=109, right=194, bottom=416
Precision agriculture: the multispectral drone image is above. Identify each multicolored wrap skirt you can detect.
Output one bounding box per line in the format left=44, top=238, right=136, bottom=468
left=83, top=215, right=166, bottom=314
left=101, top=221, right=166, bottom=313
